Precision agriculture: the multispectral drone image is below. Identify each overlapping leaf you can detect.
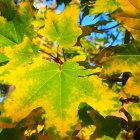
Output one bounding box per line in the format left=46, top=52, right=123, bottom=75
left=112, top=0, right=140, bottom=42
left=127, top=102, right=140, bottom=121
left=0, top=0, right=16, bottom=20
left=0, top=0, right=35, bottom=47
left=0, top=0, right=140, bottom=139
left=124, top=65, right=140, bottom=96
left=0, top=54, right=8, bottom=64
left=0, top=58, right=120, bottom=137
left=89, top=0, right=118, bottom=14
left=38, top=4, right=82, bottom=48
left=95, top=43, right=140, bottom=77
left=93, top=42, right=140, bottom=97
left=0, top=37, right=38, bottom=75
left=77, top=105, right=122, bottom=140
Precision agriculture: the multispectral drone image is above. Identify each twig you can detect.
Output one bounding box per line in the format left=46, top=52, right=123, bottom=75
left=62, top=48, right=66, bottom=62
left=124, top=30, right=131, bottom=44
left=99, top=23, right=121, bottom=31
left=110, top=31, right=120, bottom=46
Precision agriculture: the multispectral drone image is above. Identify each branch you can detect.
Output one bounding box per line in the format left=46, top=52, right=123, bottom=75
left=99, top=23, right=121, bottom=31
left=124, top=29, right=131, bottom=44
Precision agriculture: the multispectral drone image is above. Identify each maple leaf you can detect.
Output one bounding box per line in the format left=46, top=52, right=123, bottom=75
left=77, top=105, right=123, bottom=140
left=93, top=42, right=140, bottom=99
left=77, top=125, right=96, bottom=140
left=0, top=107, right=45, bottom=140
left=0, top=58, right=120, bottom=137
left=89, top=0, right=118, bottom=14
left=0, top=54, right=8, bottom=64
left=0, top=0, right=16, bottom=20
left=0, top=0, right=35, bottom=47
left=0, top=37, right=38, bottom=76
left=127, top=103, right=140, bottom=121
left=38, top=4, right=82, bottom=48
left=112, top=0, right=140, bottom=42
left=1, top=0, right=140, bottom=139
left=124, top=65, right=140, bottom=96
left=94, top=43, right=140, bottom=77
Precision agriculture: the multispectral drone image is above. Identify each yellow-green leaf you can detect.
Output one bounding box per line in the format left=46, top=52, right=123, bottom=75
left=112, top=0, right=140, bottom=42
left=0, top=37, right=38, bottom=75
left=77, top=125, right=96, bottom=140
left=0, top=0, right=35, bottom=47
left=89, top=0, right=118, bottom=14
left=0, top=58, right=120, bottom=137
left=124, top=65, right=140, bottom=96
left=127, top=103, right=140, bottom=120
left=97, top=43, right=140, bottom=77
left=38, top=4, right=82, bottom=48
left=0, top=54, right=9, bottom=64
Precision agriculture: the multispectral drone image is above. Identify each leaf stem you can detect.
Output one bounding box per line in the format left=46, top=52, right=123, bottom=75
left=124, top=29, right=131, bottom=44
left=39, top=49, right=63, bottom=65
left=62, top=48, right=66, bottom=62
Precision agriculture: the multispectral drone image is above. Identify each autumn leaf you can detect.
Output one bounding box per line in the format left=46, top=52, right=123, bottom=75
left=0, top=0, right=35, bottom=47
left=92, top=42, right=140, bottom=97
left=1, top=0, right=140, bottom=139
left=77, top=105, right=123, bottom=140
left=0, top=37, right=38, bottom=76
left=0, top=54, right=9, bottom=64
left=112, top=0, right=140, bottom=42
left=94, top=43, right=140, bottom=77
left=0, top=58, right=120, bottom=137
left=88, top=109, right=122, bottom=140
left=124, top=64, right=140, bottom=96
left=89, top=0, right=118, bottom=14
left=101, top=55, right=140, bottom=78
left=0, top=0, right=16, bottom=20
left=0, top=107, right=45, bottom=140
left=96, top=136, right=114, bottom=140
left=127, top=103, right=140, bottom=120
left=38, top=4, right=82, bottom=48
left=77, top=125, right=96, bottom=140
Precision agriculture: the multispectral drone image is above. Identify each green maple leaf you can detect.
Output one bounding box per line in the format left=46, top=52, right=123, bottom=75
left=0, top=53, right=9, bottom=64
left=0, top=0, right=35, bottom=47
left=0, top=58, right=120, bottom=137
left=0, top=0, right=16, bottom=20
left=38, top=4, right=82, bottom=48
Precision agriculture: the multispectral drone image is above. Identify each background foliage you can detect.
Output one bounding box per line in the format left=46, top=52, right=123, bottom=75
left=0, top=0, right=140, bottom=139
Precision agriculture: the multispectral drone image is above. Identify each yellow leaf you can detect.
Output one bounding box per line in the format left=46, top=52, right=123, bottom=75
left=24, top=129, right=36, bottom=137
left=112, top=0, right=140, bottom=42
left=37, top=124, right=44, bottom=132
left=70, top=54, right=86, bottom=61
left=90, top=0, right=118, bottom=14
left=0, top=59, right=120, bottom=137
left=0, top=16, right=6, bottom=24
left=77, top=125, right=96, bottom=140
left=124, top=63, right=140, bottom=96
